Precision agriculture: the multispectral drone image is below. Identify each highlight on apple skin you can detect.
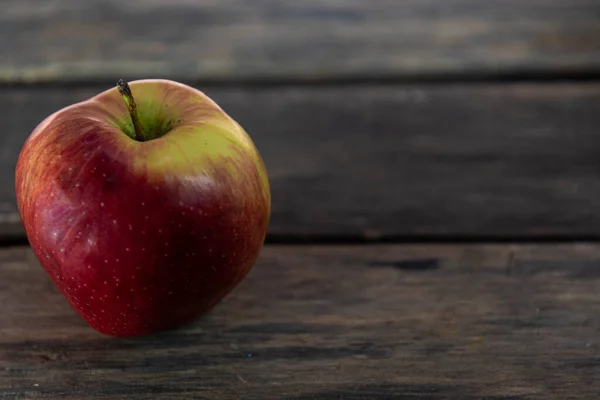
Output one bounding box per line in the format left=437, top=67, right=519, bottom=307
left=15, top=79, right=271, bottom=337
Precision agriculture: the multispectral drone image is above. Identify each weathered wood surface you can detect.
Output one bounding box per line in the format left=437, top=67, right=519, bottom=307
left=2, top=243, right=600, bottom=398
left=2, top=0, right=600, bottom=83
left=2, top=83, right=600, bottom=241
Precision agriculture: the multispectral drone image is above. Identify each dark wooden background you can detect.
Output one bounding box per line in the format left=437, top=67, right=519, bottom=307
left=2, top=1, right=600, bottom=399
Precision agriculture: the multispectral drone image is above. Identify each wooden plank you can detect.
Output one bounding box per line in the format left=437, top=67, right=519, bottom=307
left=2, top=82, right=600, bottom=240
left=2, top=243, right=600, bottom=398
left=2, top=0, right=600, bottom=83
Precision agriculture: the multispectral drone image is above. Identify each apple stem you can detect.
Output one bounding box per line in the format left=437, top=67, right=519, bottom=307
left=117, top=79, right=147, bottom=141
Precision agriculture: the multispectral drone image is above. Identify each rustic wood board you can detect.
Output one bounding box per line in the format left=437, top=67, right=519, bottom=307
left=2, top=243, right=600, bottom=399
left=2, top=0, right=600, bottom=83
left=2, top=83, right=600, bottom=240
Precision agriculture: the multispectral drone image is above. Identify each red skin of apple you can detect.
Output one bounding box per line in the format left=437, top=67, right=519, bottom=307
left=15, top=80, right=271, bottom=337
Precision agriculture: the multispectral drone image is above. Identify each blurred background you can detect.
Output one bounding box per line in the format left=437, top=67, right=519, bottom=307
left=2, top=0, right=600, bottom=244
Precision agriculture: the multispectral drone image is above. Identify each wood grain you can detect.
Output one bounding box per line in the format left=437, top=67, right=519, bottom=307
left=2, top=82, right=600, bottom=240
left=2, top=0, right=600, bottom=83
left=2, top=243, right=600, bottom=398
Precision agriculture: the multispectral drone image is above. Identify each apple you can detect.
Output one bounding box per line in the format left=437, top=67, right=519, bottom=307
left=15, top=79, right=271, bottom=337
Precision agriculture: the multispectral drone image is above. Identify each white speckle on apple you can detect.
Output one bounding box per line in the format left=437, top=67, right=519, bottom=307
left=102, top=173, right=106, bottom=177
left=100, top=202, right=105, bottom=207
left=88, top=265, right=91, bottom=269
left=104, top=281, right=107, bottom=284
left=75, top=183, right=80, bottom=188
left=104, top=260, right=108, bottom=263
left=158, top=229, right=162, bottom=233
left=116, top=259, right=120, bottom=262
left=125, top=247, right=130, bottom=252
left=113, top=219, right=117, bottom=224
left=142, top=247, right=146, bottom=251
left=141, top=202, right=145, bottom=206
left=128, top=224, right=133, bottom=231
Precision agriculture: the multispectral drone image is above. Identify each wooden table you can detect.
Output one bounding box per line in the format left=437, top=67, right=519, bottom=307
left=2, top=1, right=600, bottom=399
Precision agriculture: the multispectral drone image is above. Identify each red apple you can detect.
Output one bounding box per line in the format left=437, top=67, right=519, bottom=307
left=15, top=79, right=271, bottom=337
